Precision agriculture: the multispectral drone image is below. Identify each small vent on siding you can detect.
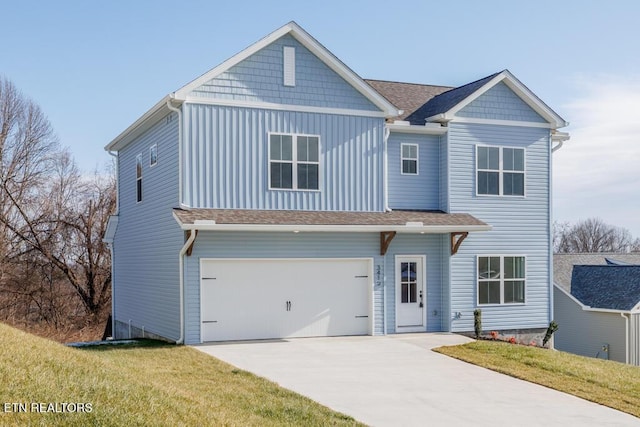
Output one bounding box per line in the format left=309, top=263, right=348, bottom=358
left=283, top=46, right=295, bottom=87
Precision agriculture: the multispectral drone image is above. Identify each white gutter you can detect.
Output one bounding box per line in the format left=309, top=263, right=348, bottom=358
left=386, top=122, right=448, bottom=135
left=622, top=312, right=630, bottom=364
left=383, top=126, right=391, bottom=211
left=552, top=131, right=570, bottom=152
left=166, top=97, right=188, bottom=209
left=176, top=229, right=198, bottom=345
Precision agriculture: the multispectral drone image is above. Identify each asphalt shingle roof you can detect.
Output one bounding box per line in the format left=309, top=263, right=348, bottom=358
left=173, top=208, right=488, bottom=228
left=364, top=80, right=452, bottom=122
left=571, top=265, right=640, bottom=311
left=553, top=253, right=640, bottom=292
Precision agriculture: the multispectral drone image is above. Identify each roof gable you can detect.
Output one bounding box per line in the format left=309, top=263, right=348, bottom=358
left=571, top=265, right=640, bottom=311
left=174, top=21, right=398, bottom=116
left=406, top=70, right=567, bottom=128
left=188, top=34, right=380, bottom=112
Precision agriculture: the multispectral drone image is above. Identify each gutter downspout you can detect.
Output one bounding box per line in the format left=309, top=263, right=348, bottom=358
left=621, top=313, right=630, bottom=364
left=166, top=97, right=188, bottom=208
left=107, top=150, right=119, bottom=338
left=176, top=229, right=197, bottom=345
left=383, top=126, right=392, bottom=212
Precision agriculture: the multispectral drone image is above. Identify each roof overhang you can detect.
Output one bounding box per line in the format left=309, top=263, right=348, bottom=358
left=426, top=70, right=569, bottom=129
left=553, top=282, right=639, bottom=314
left=172, top=208, right=491, bottom=234
left=386, top=122, right=448, bottom=135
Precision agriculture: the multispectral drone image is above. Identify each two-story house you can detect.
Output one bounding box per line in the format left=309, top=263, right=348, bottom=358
left=104, top=22, right=569, bottom=344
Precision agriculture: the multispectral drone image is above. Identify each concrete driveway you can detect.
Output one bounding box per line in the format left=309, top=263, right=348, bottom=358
left=195, top=334, right=639, bottom=426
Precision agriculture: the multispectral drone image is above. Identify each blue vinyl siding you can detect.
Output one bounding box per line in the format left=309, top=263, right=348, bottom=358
left=447, top=122, right=551, bottom=332
left=190, top=35, right=378, bottom=112
left=182, top=103, right=385, bottom=211
left=112, top=113, right=183, bottom=341
left=457, top=82, right=546, bottom=123
left=387, top=133, right=440, bottom=210
left=183, top=231, right=449, bottom=344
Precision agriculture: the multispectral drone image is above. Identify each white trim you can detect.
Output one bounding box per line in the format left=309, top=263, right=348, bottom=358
left=105, top=96, right=171, bottom=151
left=476, top=144, right=526, bottom=197
left=444, top=71, right=568, bottom=129
left=174, top=22, right=398, bottom=116
left=199, top=257, right=375, bottom=342
left=553, top=283, right=638, bottom=314
left=477, top=255, right=527, bottom=305
left=183, top=96, right=387, bottom=118
left=446, top=116, right=554, bottom=128
left=173, top=213, right=492, bottom=234
left=268, top=132, right=321, bottom=191
left=387, top=122, right=448, bottom=135
left=395, top=255, right=427, bottom=332
left=400, top=143, right=419, bottom=176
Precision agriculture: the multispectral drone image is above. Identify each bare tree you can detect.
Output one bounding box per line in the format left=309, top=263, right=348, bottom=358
left=554, top=217, right=640, bottom=253
left=0, top=76, right=115, bottom=338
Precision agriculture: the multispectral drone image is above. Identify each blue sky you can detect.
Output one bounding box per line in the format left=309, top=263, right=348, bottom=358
left=4, top=1, right=640, bottom=236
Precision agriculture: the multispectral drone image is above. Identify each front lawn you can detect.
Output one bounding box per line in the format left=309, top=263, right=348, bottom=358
left=434, top=340, right=640, bottom=418
left=0, top=323, right=361, bottom=426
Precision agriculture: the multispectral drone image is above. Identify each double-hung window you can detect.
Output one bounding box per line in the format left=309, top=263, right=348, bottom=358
left=477, top=146, right=525, bottom=196
left=136, top=153, right=143, bottom=203
left=401, top=143, right=418, bottom=175
left=477, top=256, right=525, bottom=305
left=269, top=133, right=319, bottom=190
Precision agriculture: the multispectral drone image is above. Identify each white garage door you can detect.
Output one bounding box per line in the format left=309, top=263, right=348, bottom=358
left=200, top=258, right=372, bottom=342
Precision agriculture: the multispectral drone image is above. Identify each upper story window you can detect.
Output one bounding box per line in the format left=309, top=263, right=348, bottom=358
left=401, top=143, right=418, bottom=175
left=476, top=146, right=525, bottom=196
left=478, top=255, right=525, bottom=305
left=150, top=144, right=158, bottom=167
left=269, top=133, right=319, bottom=190
left=136, top=153, right=143, bottom=203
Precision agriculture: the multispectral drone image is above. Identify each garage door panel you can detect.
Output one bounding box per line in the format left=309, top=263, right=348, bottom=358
left=201, top=258, right=371, bottom=342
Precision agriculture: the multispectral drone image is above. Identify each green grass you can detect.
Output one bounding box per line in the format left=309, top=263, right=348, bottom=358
left=434, top=340, right=640, bottom=418
left=0, top=323, right=362, bottom=426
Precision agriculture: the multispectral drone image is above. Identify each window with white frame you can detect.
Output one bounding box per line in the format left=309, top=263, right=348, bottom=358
left=477, top=146, right=525, bottom=196
left=150, top=144, right=157, bottom=167
left=269, top=133, right=319, bottom=190
left=401, top=143, right=418, bottom=175
left=136, top=153, right=143, bottom=203
left=477, top=256, right=525, bottom=305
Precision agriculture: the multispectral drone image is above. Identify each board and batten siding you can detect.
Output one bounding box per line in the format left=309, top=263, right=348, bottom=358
left=182, top=231, right=449, bottom=344
left=189, top=34, right=379, bottom=112
left=553, top=287, right=628, bottom=363
left=181, top=103, right=385, bottom=211
left=447, top=122, right=552, bottom=332
left=457, top=82, right=546, bottom=123
left=113, top=113, right=184, bottom=341
left=387, top=132, right=440, bottom=210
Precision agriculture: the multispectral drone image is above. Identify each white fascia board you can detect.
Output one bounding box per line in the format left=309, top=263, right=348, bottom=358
left=448, top=116, right=554, bottom=129
left=552, top=131, right=570, bottom=142
left=553, top=282, right=633, bottom=314
left=173, top=21, right=399, bottom=118
left=441, top=70, right=568, bottom=130
left=175, top=222, right=492, bottom=234
left=105, top=95, right=172, bottom=151
left=386, top=122, right=448, bottom=135
left=183, top=97, right=388, bottom=118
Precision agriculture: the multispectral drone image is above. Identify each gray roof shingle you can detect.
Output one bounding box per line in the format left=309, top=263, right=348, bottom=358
left=173, top=208, right=488, bottom=228
left=553, top=253, right=640, bottom=292
left=364, top=80, right=452, bottom=122
left=571, top=265, right=640, bottom=311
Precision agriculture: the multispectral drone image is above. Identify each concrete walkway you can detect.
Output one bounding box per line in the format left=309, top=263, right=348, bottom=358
left=195, top=334, right=639, bottom=426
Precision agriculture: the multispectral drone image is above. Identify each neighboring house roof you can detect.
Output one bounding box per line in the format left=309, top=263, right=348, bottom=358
left=173, top=208, right=490, bottom=233
left=553, top=253, right=640, bottom=292
left=571, top=265, right=640, bottom=311
left=364, top=80, right=452, bottom=122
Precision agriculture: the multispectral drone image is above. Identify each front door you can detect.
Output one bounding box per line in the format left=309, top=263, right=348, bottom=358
left=395, top=255, right=426, bottom=332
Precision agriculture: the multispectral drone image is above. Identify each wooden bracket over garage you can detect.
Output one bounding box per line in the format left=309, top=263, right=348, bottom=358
left=450, top=231, right=469, bottom=255
left=380, top=231, right=396, bottom=255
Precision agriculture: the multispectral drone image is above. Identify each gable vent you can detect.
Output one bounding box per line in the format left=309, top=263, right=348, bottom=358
left=283, top=46, right=295, bottom=87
